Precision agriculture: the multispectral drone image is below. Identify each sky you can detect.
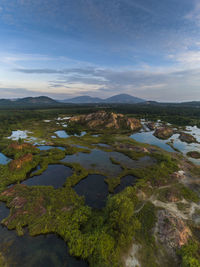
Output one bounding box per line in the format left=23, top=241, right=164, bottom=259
left=0, top=0, right=200, bottom=101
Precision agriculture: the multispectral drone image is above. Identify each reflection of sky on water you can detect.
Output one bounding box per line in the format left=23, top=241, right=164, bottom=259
left=131, top=125, right=200, bottom=165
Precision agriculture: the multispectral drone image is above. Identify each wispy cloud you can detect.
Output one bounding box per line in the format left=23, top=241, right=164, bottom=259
left=185, top=1, right=200, bottom=26
left=169, top=50, right=200, bottom=68
left=13, top=65, right=200, bottom=101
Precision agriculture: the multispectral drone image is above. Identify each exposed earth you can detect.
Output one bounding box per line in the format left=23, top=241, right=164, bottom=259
left=70, top=110, right=142, bottom=131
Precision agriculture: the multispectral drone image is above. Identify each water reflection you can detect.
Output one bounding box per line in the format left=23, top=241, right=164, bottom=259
left=37, top=146, right=65, bottom=151
left=74, top=174, right=108, bottom=209
left=22, top=164, right=72, bottom=188
left=0, top=203, right=88, bottom=267
left=0, top=153, right=11, bottom=165
left=114, top=175, right=137, bottom=194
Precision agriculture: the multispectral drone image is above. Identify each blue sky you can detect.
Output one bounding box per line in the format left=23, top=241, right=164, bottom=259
left=0, top=0, right=200, bottom=101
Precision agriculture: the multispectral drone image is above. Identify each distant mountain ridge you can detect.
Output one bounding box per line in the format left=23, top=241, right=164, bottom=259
left=62, top=95, right=102, bottom=103
left=62, top=94, right=145, bottom=103
left=0, top=96, right=58, bottom=106
left=0, top=95, right=199, bottom=106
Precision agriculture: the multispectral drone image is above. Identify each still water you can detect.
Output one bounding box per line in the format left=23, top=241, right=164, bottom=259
left=22, top=164, right=73, bottom=188
left=74, top=174, right=108, bottom=209
left=0, top=153, right=11, bottom=165
left=0, top=202, right=88, bottom=267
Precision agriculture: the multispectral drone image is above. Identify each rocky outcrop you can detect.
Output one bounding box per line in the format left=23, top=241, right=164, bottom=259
left=156, top=210, right=191, bottom=255
left=70, top=111, right=141, bottom=131
left=179, top=132, right=197, bottom=143
left=154, top=127, right=173, bottom=140
left=9, top=153, right=33, bottom=170
left=8, top=142, right=35, bottom=150
left=187, top=151, right=200, bottom=159
left=146, top=122, right=156, bottom=131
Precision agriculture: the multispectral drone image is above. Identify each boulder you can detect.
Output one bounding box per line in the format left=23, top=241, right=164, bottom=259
left=179, top=132, right=197, bottom=144
left=147, top=122, right=156, bottom=131
left=154, top=127, right=174, bottom=140
left=186, top=151, right=200, bottom=159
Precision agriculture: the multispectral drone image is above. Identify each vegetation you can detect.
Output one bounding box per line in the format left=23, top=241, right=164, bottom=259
left=135, top=202, right=158, bottom=266
left=178, top=241, right=200, bottom=267
left=0, top=106, right=199, bottom=266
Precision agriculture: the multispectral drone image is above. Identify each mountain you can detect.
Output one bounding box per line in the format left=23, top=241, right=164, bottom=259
left=0, top=96, right=59, bottom=106
left=62, top=96, right=103, bottom=103
left=18, top=96, right=58, bottom=105
left=105, top=94, right=145, bottom=103
left=62, top=94, right=145, bottom=104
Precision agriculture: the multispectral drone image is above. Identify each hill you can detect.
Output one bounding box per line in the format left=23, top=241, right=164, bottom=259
left=62, top=96, right=103, bottom=103
left=62, top=94, right=145, bottom=103
left=17, top=96, right=58, bottom=105
left=0, top=96, right=59, bottom=107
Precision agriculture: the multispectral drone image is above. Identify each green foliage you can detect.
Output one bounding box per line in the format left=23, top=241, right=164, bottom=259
left=136, top=202, right=157, bottom=244
left=135, top=202, right=159, bottom=267
left=129, top=152, right=179, bottom=187
left=105, top=187, right=140, bottom=247
left=65, top=122, right=83, bottom=136
left=178, top=241, right=200, bottom=267
left=3, top=142, right=39, bottom=159
left=179, top=185, right=200, bottom=203
left=0, top=156, right=40, bottom=192
left=0, top=182, right=140, bottom=266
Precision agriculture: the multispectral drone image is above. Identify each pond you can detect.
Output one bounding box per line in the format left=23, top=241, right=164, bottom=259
left=62, top=149, right=153, bottom=176
left=130, top=131, right=175, bottom=152
left=131, top=124, right=200, bottom=165
left=22, top=164, right=73, bottom=188
left=62, top=149, right=122, bottom=176
left=55, top=131, right=86, bottom=138
left=184, top=126, right=200, bottom=142
left=37, top=146, right=65, bottom=151
left=74, top=174, right=108, bottom=209
left=96, top=143, right=110, bottom=148
left=114, top=175, right=138, bottom=194
left=168, top=134, right=200, bottom=165
left=0, top=153, right=11, bottom=165
left=0, top=202, right=88, bottom=267
left=55, top=130, right=69, bottom=138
